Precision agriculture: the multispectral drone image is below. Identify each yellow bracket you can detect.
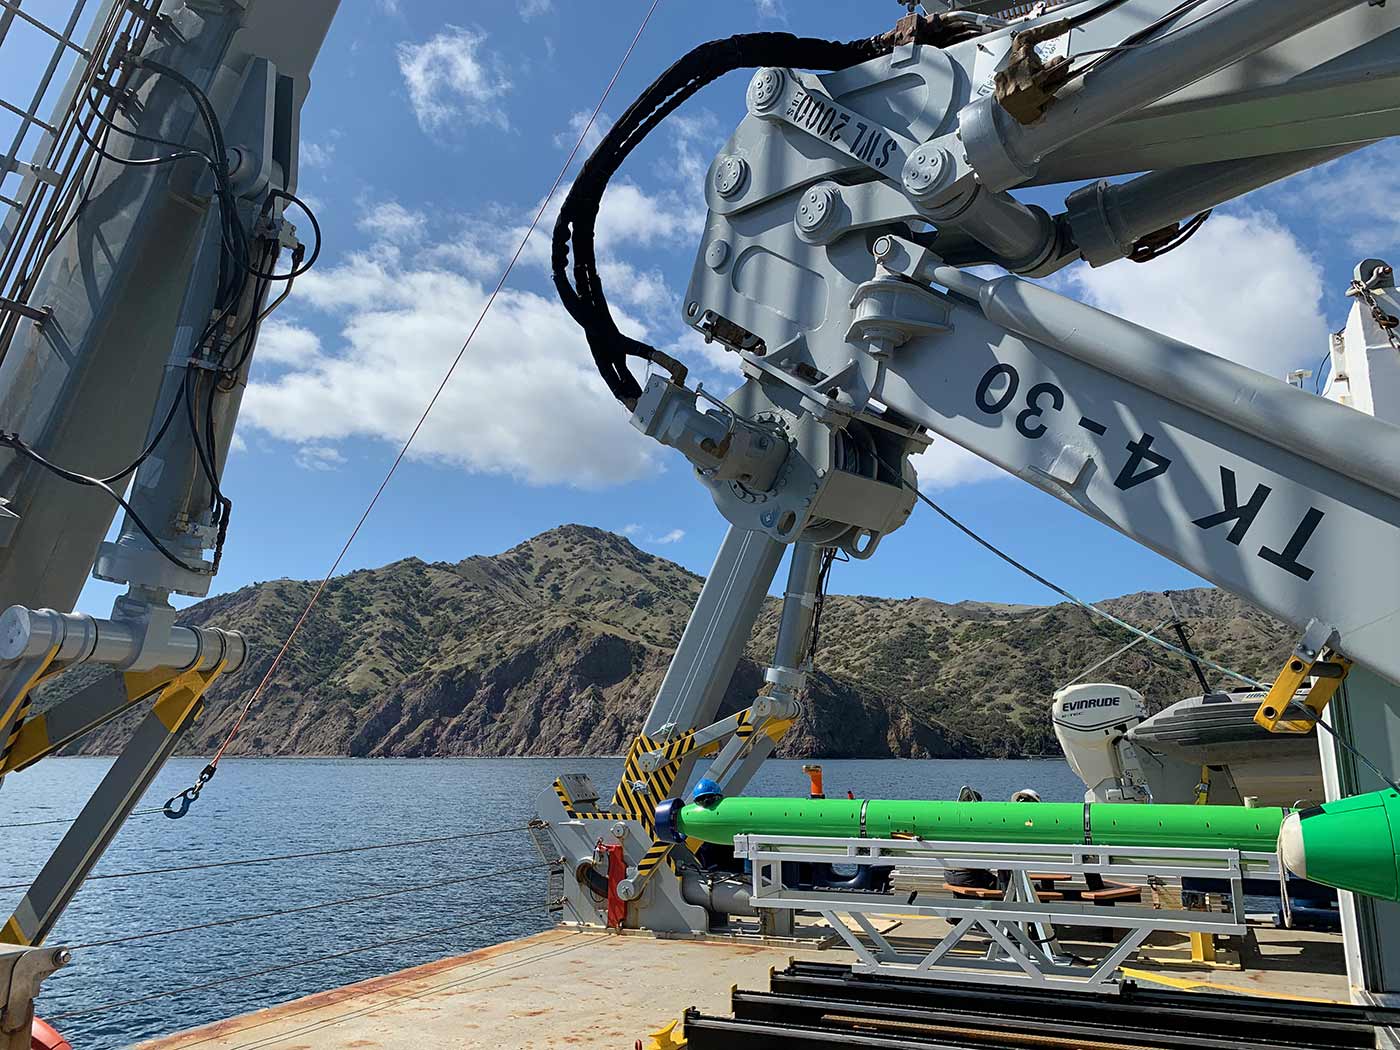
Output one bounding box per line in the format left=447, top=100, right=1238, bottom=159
left=1254, top=649, right=1352, bottom=733
left=0, top=643, right=61, bottom=774
left=150, top=660, right=226, bottom=733
left=646, top=1018, right=687, bottom=1049
left=1193, top=766, right=1211, bottom=805
left=1, top=665, right=201, bottom=775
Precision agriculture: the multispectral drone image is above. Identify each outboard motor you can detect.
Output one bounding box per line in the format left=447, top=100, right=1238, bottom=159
left=1052, top=683, right=1151, bottom=802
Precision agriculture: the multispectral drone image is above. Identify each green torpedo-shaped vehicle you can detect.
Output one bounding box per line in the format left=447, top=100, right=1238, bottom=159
left=654, top=788, right=1400, bottom=901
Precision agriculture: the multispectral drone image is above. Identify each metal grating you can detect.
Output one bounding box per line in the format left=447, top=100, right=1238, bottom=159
left=0, top=0, right=163, bottom=359
left=526, top=821, right=566, bottom=914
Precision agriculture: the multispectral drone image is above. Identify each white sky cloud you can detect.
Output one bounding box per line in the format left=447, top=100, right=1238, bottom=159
left=397, top=26, right=511, bottom=132
left=1057, top=209, right=1328, bottom=377
left=663, top=110, right=723, bottom=192
left=257, top=320, right=322, bottom=365
left=1265, top=142, right=1400, bottom=260
left=554, top=109, right=612, bottom=153
left=618, top=524, right=684, bottom=544
left=295, top=445, right=346, bottom=471
left=521, top=0, right=552, bottom=18
left=243, top=240, right=661, bottom=489
left=910, top=440, right=1008, bottom=490
left=301, top=140, right=335, bottom=168
left=358, top=201, right=427, bottom=244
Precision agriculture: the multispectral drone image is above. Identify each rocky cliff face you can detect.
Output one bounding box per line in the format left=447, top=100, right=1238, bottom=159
left=54, top=525, right=1291, bottom=758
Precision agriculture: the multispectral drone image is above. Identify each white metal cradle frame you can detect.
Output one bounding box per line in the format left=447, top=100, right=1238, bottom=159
left=733, top=832, right=1280, bottom=992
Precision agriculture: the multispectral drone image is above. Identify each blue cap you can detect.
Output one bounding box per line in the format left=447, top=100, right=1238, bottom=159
left=692, top=777, right=723, bottom=805
left=654, top=797, right=684, bottom=843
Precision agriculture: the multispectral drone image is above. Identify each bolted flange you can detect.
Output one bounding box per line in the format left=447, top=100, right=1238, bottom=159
left=795, top=182, right=840, bottom=238
left=746, top=67, right=785, bottom=114
left=902, top=144, right=953, bottom=206
left=713, top=155, right=749, bottom=198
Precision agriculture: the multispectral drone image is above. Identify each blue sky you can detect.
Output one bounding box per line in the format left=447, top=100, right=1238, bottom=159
left=8, top=0, right=1390, bottom=614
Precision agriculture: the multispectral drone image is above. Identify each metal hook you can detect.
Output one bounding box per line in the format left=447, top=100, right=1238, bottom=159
left=162, top=763, right=217, bottom=819
left=163, top=785, right=200, bottom=819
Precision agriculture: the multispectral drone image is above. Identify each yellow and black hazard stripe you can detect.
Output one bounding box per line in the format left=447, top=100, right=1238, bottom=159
left=735, top=709, right=754, bottom=740
left=612, top=733, right=661, bottom=831
left=1, top=696, right=30, bottom=768
left=552, top=779, right=580, bottom=819
left=552, top=779, right=618, bottom=821
left=611, top=729, right=699, bottom=834
left=635, top=840, right=673, bottom=879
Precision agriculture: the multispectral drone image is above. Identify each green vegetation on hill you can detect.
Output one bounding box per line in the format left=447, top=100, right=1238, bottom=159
left=55, top=525, right=1292, bottom=759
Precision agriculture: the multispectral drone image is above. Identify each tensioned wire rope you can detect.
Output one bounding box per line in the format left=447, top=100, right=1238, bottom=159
left=66, top=860, right=552, bottom=950
left=0, top=823, right=531, bottom=891
left=164, top=0, right=665, bottom=812
left=43, top=903, right=543, bottom=1021
left=873, top=450, right=1400, bottom=794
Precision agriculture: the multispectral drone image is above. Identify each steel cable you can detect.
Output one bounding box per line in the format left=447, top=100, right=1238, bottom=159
left=166, top=0, right=665, bottom=814
left=44, top=902, right=539, bottom=1021
left=67, top=861, right=551, bottom=950
left=0, top=824, right=529, bottom=891
left=0, top=807, right=166, bottom=830
left=882, top=453, right=1400, bottom=792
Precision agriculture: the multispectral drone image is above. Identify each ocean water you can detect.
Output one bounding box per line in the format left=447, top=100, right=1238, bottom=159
left=3, top=756, right=1081, bottom=1048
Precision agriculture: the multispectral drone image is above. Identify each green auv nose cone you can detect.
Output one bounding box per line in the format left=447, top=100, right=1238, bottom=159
left=1279, top=790, right=1400, bottom=902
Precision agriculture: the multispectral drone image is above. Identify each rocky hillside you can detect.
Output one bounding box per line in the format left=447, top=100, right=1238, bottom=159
left=53, top=525, right=1293, bottom=759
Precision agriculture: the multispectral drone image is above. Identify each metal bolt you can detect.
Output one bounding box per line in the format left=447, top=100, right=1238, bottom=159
left=747, top=67, right=785, bottom=114
left=705, top=239, right=730, bottom=270
left=686, top=301, right=700, bottom=318
left=713, top=155, right=749, bottom=198
left=795, top=183, right=839, bottom=237
left=610, top=821, right=628, bottom=840
left=902, top=144, right=953, bottom=205
left=872, top=235, right=894, bottom=260
left=761, top=510, right=778, bottom=527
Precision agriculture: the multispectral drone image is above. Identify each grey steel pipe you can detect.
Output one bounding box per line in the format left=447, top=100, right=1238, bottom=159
left=0, top=605, right=246, bottom=673
left=1065, top=143, right=1364, bottom=267
left=770, top=542, right=823, bottom=673
left=961, top=0, right=1370, bottom=191
left=932, top=186, right=1057, bottom=273
left=681, top=874, right=757, bottom=917
left=929, top=264, right=1400, bottom=500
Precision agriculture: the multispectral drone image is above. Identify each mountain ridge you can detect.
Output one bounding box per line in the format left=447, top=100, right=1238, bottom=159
left=51, top=524, right=1293, bottom=759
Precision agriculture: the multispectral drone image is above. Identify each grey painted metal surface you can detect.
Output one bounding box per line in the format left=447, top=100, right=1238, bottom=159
left=736, top=831, right=1271, bottom=990
left=0, top=945, right=69, bottom=1049
left=0, top=0, right=338, bottom=956
left=1323, top=672, right=1400, bottom=1005
left=0, top=0, right=338, bottom=613
left=615, top=0, right=1400, bottom=988
left=957, top=0, right=1372, bottom=193
left=4, top=686, right=209, bottom=945
left=643, top=526, right=784, bottom=739
left=881, top=267, right=1400, bottom=688
left=1063, top=144, right=1364, bottom=269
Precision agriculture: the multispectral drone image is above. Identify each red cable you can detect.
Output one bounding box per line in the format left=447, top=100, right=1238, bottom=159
left=199, top=0, right=665, bottom=774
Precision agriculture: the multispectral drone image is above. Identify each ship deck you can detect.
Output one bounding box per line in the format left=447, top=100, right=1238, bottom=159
left=137, top=920, right=1353, bottom=1050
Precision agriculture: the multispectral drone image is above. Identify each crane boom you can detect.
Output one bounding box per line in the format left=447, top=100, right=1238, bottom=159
left=538, top=0, right=1400, bottom=1005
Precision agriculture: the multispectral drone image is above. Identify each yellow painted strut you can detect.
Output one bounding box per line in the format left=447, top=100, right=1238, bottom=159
left=1254, top=648, right=1352, bottom=733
